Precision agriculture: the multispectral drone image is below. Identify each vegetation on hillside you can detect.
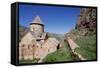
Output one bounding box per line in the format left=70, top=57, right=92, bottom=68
left=65, top=29, right=96, bottom=60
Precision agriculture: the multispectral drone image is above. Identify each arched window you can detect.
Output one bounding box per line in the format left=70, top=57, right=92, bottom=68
left=32, top=45, right=35, bottom=47
left=22, top=44, right=25, bottom=47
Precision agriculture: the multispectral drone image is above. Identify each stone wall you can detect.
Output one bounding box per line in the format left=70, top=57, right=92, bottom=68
left=30, top=24, right=44, bottom=35
left=19, top=35, right=60, bottom=62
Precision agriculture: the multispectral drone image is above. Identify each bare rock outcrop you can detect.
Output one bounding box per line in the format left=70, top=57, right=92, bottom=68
left=75, top=8, right=97, bottom=33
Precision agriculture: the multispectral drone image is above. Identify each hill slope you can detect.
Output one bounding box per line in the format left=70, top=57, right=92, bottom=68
left=65, top=8, right=97, bottom=60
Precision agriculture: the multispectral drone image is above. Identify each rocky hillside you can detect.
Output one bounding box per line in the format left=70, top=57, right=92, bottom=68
left=75, top=8, right=96, bottom=35
left=64, top=8, right=97, bottom=60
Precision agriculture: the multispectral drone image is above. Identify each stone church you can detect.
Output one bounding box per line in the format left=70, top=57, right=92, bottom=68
left=19, top=16, right=62, bottom=62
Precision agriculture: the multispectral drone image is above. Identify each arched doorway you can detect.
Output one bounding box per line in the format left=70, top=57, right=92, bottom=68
left=57, top=44, right=60, bottom=50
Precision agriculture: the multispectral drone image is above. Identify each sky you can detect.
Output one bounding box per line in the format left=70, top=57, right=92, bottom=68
left=19, top=4, right=80, bottom=34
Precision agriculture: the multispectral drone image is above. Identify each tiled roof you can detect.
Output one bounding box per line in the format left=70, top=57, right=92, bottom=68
left=30, top=16, right=44, bottom=25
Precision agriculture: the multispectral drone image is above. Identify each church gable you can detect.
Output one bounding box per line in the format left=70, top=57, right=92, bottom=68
left=19, top=32, right=36, bottom=46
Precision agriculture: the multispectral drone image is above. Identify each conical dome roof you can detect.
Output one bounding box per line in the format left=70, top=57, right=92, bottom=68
left=30, top=16, right=44, bottom=26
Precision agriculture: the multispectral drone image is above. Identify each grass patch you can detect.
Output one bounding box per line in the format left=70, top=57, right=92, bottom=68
left=67, top=29, right=96, bottom=60
left=43, top=42, right=74, bottom=63
left=74, top=35, right=96, bottom=60
left=19, top=60, right=35, bottom=64
left=19, top=58, right=37, bottom=64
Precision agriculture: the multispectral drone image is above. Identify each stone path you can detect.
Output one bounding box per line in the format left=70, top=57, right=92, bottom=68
left=67, top=37, right=79, bottom=50
left=74, top=51, right=86, bottom=60
left=67, top=37, right=86, bottom=60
